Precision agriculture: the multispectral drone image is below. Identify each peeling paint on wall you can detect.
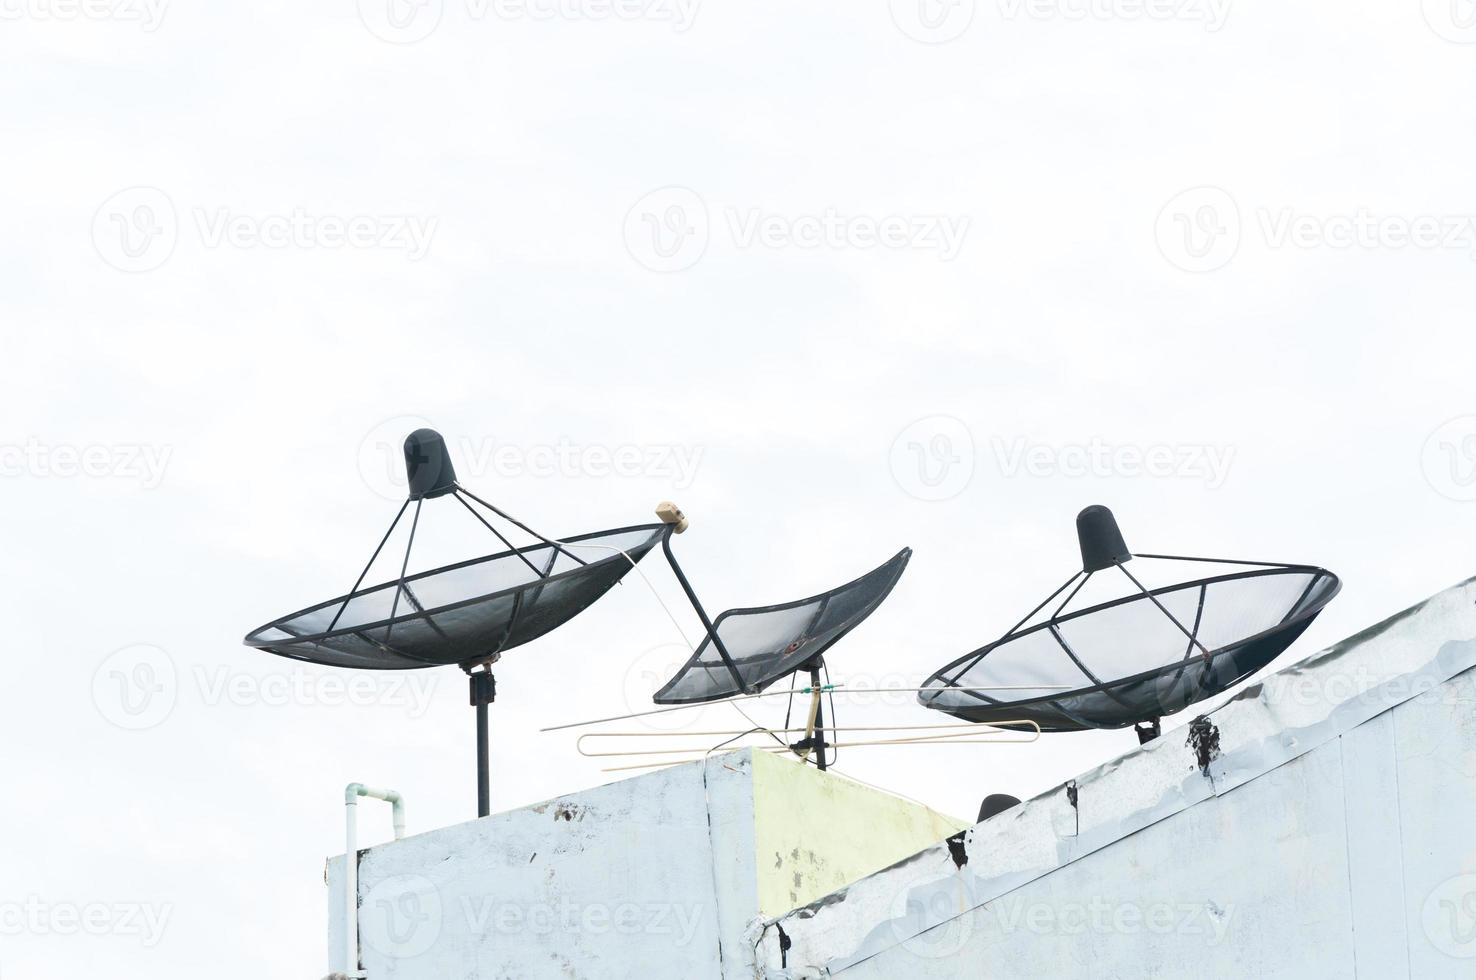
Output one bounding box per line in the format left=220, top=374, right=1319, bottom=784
left=1187, top=717, right=1221, bottom=775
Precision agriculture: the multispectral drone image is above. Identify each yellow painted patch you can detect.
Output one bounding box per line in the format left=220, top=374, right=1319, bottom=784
left=750, top=750, right=967, bottom=916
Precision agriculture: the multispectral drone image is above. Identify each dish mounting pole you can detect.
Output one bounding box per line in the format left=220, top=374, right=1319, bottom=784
left=467, top=660, right=498, bottom=818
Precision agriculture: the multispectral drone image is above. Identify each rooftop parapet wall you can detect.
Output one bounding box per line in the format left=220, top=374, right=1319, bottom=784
left=758, top=575, right=1476, bottom=978
left=325, top=742, right=963, bottom=978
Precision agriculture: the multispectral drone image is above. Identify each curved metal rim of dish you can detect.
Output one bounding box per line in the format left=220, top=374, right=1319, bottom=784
left=243, top=522, right=669, bottom=651
left=918, top=565, right=1342, bottom=717
left=651, top=547, right=913, bottom=705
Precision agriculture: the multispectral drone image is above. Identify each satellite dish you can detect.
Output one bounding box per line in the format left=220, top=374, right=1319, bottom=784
left=645, top=505, right=911, bottom=770
left=244, top=525, right=664, bottom=670
left=652, top=548, right=911, bottom=706
left=919, top=506, right=1340, bottom=743
left=244, top=428, right=664, bottom=817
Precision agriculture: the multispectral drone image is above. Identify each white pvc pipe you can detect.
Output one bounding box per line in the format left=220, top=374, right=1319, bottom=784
left=344, top=783, right=406, bottom=979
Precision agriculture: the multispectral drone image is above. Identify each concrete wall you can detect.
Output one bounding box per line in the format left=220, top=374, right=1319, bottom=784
left=327, top=754, right=752, bottom=979
left=759, top=575, right=1476, bottom=979
left=326, top=746, right=963, bottom=978
left=834, top=669, right=1476, bottom=979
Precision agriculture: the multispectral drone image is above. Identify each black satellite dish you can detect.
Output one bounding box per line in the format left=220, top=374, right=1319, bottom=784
left=244, top=429, right=665, bottom=817
left=652, top=549, right=911, bottom=706
left=919, top=506, right=1340, bottom=743
left=646, top=504, right=911, bottom=770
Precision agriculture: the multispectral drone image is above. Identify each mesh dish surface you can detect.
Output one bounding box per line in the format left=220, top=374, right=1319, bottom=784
left=244, top=525, right=666, bottom=670
left=920, top=567, right=1340, bottom=731
left=653, top=548, right=912, bottom=704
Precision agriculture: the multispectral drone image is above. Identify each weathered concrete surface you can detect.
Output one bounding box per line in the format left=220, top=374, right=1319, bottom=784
left=758, top=575, right=1476, bottom=979
left=326, top=747, right=962, bottom=978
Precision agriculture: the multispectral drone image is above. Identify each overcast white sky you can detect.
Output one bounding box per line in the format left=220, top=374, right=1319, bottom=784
left=4, top=0, right=1476, bottom=975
